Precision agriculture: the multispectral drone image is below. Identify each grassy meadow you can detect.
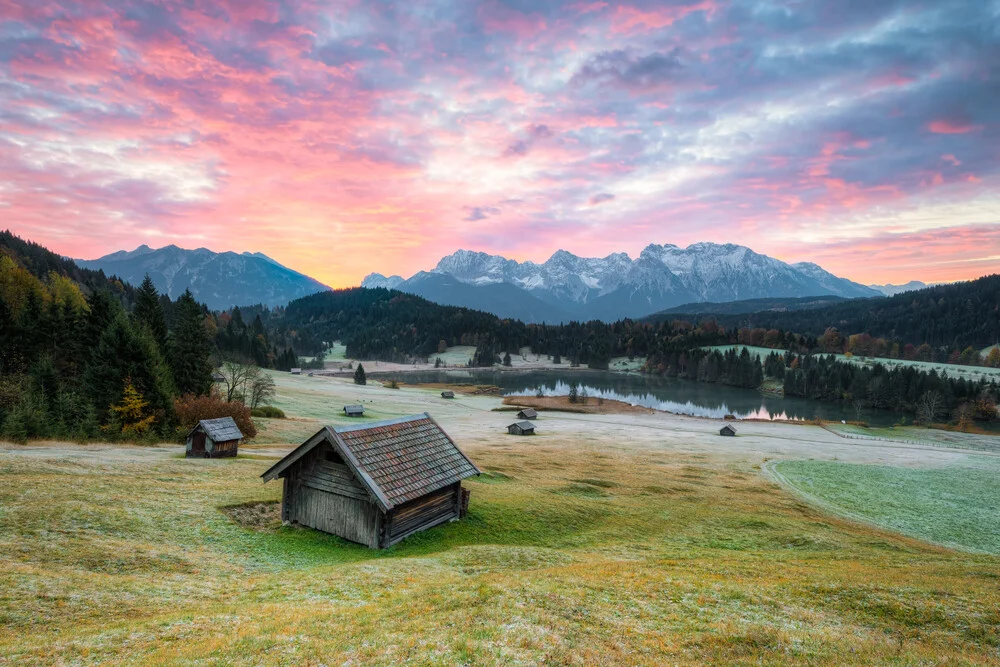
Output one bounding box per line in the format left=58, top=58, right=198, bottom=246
left=2, top=373, right=999, bottom=664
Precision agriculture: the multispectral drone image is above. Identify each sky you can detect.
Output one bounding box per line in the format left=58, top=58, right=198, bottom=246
left=1, top=0, right=998, bottom=288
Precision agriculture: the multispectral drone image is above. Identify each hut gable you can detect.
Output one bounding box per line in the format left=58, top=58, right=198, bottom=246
left=261, top=414, right=480, bottom=548
left=719, top=424, right=737, bottom=436
left=186, top=417, right=243, bottom=458
left=507, top=421, right=535, bottom=435
left=517, top=408, right=538, bottom=419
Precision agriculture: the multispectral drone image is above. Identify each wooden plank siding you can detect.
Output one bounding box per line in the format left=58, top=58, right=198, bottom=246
left=292, top=484, right=381, bottom=548
left=385, top=483, right=459, bottom=547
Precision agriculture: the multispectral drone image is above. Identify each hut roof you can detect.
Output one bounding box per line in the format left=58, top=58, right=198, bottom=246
left=511, top=421, right=535, bottom=430
left=189, top=417, right=243, bottom=442
left=720, top=424, right=737, bottom=433
left=261, top=413, right=479, bottom=511
left=441, top=390, right=455, bottom=398
left=518, top=408, right=538, bottom=418
left=344, top=404, right=364, bottom=413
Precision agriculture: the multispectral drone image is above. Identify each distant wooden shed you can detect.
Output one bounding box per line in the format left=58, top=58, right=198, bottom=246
left=290, top=367, right=302, bottom=375
left=186, top=417, right=244, bottom=458
left=211, top=372, right=225, bottom=383
left=517, top=408, right=538, bottom=420
left=261, top=413, right=480, bottom=548
left=507, top=421, right=535, bottom=436
left=441, top=390, right=455, bottom=399
left=344, top=404, right=365, bottom=417
left=719, top=424, right=737, bottom=437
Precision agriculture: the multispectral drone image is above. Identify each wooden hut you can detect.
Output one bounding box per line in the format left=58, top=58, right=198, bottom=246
left=261, top=413, right=480, bottom=548
left=186, top=417, right=243, bottom=458
left=719, top=424, right=737, bottom=437
left=441, top=390, right=455, bottom=399
left=507, top=421, right=535, bottom=435
left=517, top=408, right=538, bottom=420
left=344, top=404, right=365, bottom=417
left=211, top=371, right=225, bottom=383
left=290, top=367, right=302, bottom=375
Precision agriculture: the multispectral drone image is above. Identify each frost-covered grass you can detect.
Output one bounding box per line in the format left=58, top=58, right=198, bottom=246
left=703, top=344, right=783, bottom=360
left=827, top=353, right=1000, bottom=381
left=432, top=345, right=477, bottom=366
left=825, top=423, right=1000, bottom=453
left=3, top=378, right=1000, bottom=664
left=774, top=458, right=1000, bottom=554
left=608, top=356, right=647, bottom=371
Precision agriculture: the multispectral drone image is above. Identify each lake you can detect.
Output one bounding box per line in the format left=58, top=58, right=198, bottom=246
left=385, top=368, right=907, bottom=426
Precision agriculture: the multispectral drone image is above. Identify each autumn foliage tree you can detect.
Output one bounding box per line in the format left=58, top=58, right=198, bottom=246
left=105, top=378, right=157, bottom=438
left=174, top=391, right=257, bottom=439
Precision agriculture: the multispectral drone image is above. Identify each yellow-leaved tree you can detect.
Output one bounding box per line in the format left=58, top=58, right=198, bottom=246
left=106, top=378, right=156, bottom=438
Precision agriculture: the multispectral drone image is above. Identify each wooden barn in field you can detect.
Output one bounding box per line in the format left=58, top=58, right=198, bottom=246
left=719, top=424, right=737, bottom=437
left=517, top=408, right=538, bottom=420
left=290, top=368, right=302, bottom=375
left=186, top=417, right=244, bottom=458
left=261, top=413, right=480, bottom=549
left=344, top=404, right=365, bottom=417
left=441, top=390, right=455, bottom=399
left=507, top=421, right=535, bottom=436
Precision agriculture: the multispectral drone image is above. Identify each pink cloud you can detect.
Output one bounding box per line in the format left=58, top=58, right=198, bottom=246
left=928, top=119, right=983, bottom=134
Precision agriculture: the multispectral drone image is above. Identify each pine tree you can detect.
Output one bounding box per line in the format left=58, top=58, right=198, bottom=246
left=134, top=274, right=168, bottom=351
left=568, top=384, right=579, bottom=403
left=503, top=351, right=512, bottom=367
left=84, top=313, right=175, bottom=426
left=354, top=363, right=367, bottom=385
left=168, top=290, right=213, bottom=396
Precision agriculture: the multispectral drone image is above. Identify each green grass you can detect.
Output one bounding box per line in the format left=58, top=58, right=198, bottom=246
left=774, top=457, right=1000, bottom=554
left=827, top=353, right=1000, bottom=382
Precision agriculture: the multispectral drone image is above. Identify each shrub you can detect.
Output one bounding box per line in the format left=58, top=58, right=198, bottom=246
left=251, top=405, right=286, bottom=419
left=174, top=392, right=257, bottom=439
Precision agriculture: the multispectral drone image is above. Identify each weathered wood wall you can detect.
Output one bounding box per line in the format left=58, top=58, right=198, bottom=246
left=282, top=444, right=381, bottom=548
left=384, top=483, right=460, bottom=547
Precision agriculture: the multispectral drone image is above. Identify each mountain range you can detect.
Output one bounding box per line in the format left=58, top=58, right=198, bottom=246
left=363, top=242, right=882, bottom=322
left=77, top=244, right=329, bottom=310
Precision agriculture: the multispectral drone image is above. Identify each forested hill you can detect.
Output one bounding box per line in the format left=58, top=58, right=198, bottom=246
left=650, top=274, right=1000, bottom=350
left=1, top=230, right=136, bottom=302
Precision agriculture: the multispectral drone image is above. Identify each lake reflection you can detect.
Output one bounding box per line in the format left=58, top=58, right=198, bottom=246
left=385, top=369, right=906, bottom=426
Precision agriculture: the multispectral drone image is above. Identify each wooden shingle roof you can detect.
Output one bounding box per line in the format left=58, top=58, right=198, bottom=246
left=190, top=417, right=243, bottom=442
left=261, top=413, right=479, bottom=511
left=517, top=408, right=538, bottom=418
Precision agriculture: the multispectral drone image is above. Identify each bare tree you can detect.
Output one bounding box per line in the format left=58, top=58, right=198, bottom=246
left=219, top=358, right=255, bottom=403
left=916, top=390, right=943, bottom=426
left=852, top=399, right=866, bottom=423
left=248, top=372, right=275, bottom=409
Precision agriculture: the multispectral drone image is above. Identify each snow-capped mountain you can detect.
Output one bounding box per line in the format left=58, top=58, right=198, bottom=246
left=867, top=280, right=929, bottom=296
left=363, top=242, right=880, bottom=322
left=77, top=244, right=329, bottom=309
left=361, top=272, right=404, bottom=290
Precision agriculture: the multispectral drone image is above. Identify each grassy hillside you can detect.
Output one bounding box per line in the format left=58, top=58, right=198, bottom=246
left=2, top=375, right=1000, bottom=663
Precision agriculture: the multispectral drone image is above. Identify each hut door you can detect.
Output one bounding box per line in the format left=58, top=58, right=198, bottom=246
left=192, top=432, right=206, bottom=455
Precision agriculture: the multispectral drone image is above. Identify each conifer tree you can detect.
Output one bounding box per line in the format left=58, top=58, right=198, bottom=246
left=134, top=274, right=168, bottom=351
left=168, top=289, right=213, bottom=396
left=354, top=363, right=367, bottom=385
left=85, top=313, right=175, bottom=426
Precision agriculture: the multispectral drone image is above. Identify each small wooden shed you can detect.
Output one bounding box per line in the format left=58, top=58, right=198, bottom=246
left=441, top=390, right=455, bottom=399
left=290, top=367, right=302, bottom=375
left=211, top=371, right=225, bottom=383
left=507, top=421, right=535, bottom=435
left=261, top=413, right=480, bottom=548
left=186, top=417, right=243, bottom=458
left=719, top=424, right=737, bottom=437
left=517, top=408, right=538, bottom=420
left=344, top=404, right=365, bottom=417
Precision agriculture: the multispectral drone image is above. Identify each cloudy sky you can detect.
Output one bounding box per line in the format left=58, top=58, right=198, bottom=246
left=2, top=0, right=998, bottom=287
